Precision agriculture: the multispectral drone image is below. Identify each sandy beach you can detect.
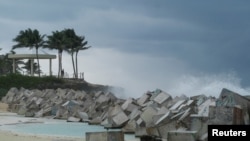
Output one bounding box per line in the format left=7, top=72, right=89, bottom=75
left=0, top=102, right=8, bottom=112
left=0, top=102, right=139, bottom=141
left=0, top=130, right=84, bottom=141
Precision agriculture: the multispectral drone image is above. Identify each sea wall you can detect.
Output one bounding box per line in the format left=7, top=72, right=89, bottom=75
left=1, top=87, right=250, bottom=141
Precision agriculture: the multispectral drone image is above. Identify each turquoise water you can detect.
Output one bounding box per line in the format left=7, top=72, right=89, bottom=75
left=6, top=122, right=110, bottom=137
left=0, top=117, right=136, bottom=140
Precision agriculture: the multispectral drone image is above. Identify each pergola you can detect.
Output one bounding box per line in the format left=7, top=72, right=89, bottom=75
left=8, top=54, right=56, bottom=76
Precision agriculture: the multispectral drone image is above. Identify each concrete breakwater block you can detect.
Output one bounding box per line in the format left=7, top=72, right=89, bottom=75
left=167, top=131, right=197, bottom=141
left=3, top=87, right=250, bottom=141
left=86, top=131, right=124, bottom=141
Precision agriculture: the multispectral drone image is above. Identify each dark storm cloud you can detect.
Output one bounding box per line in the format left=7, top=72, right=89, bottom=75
left=1, top=0, right=250, bottom=64
left=0, top=1, right=81, bottom=22
left=117, top=0, right=250, bottom=86
left=1, top=0, right=250, bottom=96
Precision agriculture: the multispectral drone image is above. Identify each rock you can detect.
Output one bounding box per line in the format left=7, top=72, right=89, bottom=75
left=2, top=87, right=18, bottom=103
left=128, top=108, right=142, bottom=120
left=89, top=117, right=102, bottom=125
left=194, top=97, right=215, bottom=116
left=190, top=115, right=209, bottom=140
left=169, top=100, right=186, bottom=113
left=167, top=130, right=197, bottom=141
left=2, top=87, right=250, bottom=141
left=17, top=105, right=27, bottom=115
left=122, top=119, right=137, bottom=133
left=152, top=106, right=169, bottom=124
left=152, top=90, right=172, bottom=107
left=216, top=88, right=250, bottom=124
left=78, top=111, right=89, bottom=122
left=67, top=116, right=81, bottom=122
left=140, top=106, right=157, bottom=127
left=155, top=111, right=171, bottom=125
left=208, top=105, right=244, bottom=125
left=137, top=93, right=151, bottom=107
left=112, top=111, right=129, bottom=127
left=121, top=98, right=139, bottom=114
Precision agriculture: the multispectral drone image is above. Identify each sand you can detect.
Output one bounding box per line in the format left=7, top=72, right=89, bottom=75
left=0, top=130, right=84, bottom=141
left=0, top=102, right=140, bottom=141
left=0, top=102, right=8, bottom=112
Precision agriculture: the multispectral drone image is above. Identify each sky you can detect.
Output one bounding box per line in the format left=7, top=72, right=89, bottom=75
left=1, top=0, right=250, bottom=98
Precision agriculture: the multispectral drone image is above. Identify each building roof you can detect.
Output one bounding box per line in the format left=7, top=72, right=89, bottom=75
left=8, top=54, right=56, bottom=59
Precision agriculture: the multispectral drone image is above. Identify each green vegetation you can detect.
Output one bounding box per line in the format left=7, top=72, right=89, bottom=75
left=0, top=73, right=64, bottom=99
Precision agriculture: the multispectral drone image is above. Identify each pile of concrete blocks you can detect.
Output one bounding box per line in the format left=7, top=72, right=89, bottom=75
left=2, top=87, right=250, bottom=141
left=129, top=88, right=249, bottom=141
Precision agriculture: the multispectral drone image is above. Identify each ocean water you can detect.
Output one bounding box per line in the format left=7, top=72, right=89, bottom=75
left=0, top=116, right=137, bottom=140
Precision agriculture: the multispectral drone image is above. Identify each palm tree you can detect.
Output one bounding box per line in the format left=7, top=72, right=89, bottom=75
left=21, top=59, right=42, bottom=75
left=63, top=29, right=91, bottom=79
left=45, top=30, right=67, bottom=78
left=63, top=29, right=78, bottom=78
left=12, top=28, right=45, bottom=77
left=0, top=54, right=12, bottom=75
left=0, top=51, right=24, bottom=75
left=9, top=50, right=24, bottom=74
left=74, top=35, right=91, bottom=79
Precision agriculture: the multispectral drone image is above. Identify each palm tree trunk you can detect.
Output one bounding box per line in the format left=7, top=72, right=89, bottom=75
left=36, top=47, right=40, bottom=77
left=75, top=51, right=78, bottom=79
left=58, top=51, right=62, bottom=78
left=59, top=54, right=61, bottom=78
left=71, top=52, right=76, bottom=78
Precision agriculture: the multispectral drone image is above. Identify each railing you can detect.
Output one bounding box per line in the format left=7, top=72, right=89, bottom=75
left=25, top=71, right=85, bottom=80
left=60, top=72, right=85, bottom=79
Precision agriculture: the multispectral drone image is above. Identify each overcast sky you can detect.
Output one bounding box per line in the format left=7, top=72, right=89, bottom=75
left=1, top=0, right=250, bottom=98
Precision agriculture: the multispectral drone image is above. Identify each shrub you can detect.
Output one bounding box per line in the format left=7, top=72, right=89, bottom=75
left=0, top=73, right=64, bottom=98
